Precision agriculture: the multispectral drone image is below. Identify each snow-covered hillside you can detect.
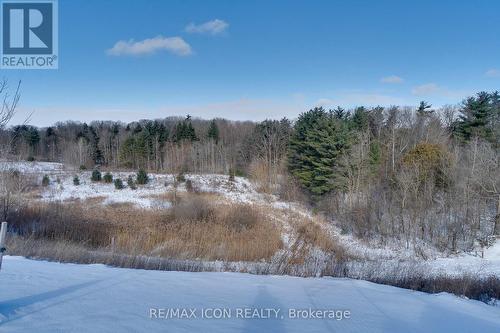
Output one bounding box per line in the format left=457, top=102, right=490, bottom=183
left=3, top=160, right=500, bottom=279
left=0, top=256, right=498, bottom=333
left=41, top=171, right=262, bottom=208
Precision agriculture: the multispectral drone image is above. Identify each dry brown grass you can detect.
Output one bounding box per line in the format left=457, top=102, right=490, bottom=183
left=7, top=194, right=283, bottom=262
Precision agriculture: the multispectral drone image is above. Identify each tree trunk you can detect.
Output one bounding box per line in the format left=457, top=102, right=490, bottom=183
left=494, top=194, right=500, bottom=236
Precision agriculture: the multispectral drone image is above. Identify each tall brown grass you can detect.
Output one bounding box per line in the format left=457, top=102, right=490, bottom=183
left=7, top=194, right=283, bottom=262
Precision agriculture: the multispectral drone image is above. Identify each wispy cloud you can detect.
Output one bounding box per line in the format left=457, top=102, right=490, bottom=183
left=315, top=98, right=335, bottom=107
left=485, top=68, right=500, bottom=77
left=106, top=36, right=192, bottom=56
left=19, top=98, right=307, bottom=126
left=411, top=83, right=441, bottom=96
left=315, top=92, right=405, bottom=108
left=411, top=83, right=470, bottom=100
left=185, top=19, right=229, bottom=35
left=380, top=75, right=404, bottom=84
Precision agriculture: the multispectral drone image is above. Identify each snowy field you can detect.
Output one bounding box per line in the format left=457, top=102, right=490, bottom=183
left=2, top=161, right=500, bottom=280
left=0, top=256, right=499, bottom=333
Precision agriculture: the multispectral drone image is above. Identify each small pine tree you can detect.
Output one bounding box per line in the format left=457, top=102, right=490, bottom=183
left=73, top=176, right=80, bottom=186
left=103, top=172, right=113, bottom=183
left=91, top=169, right=102, bottom=182
left=228, top=168, right=235, bottom=182
left=127, top=175, right=137, bottom=190
left=79, top=165, right=87, bottom=170
left=42, top=175, right=50, bottom=186
left=136, top=169, right=148, bottom=185
left=176, top=172, right=186, bottom=183
left=185, top=179, right=194, bottom=192
left=114, top=178, right=124, bottom=190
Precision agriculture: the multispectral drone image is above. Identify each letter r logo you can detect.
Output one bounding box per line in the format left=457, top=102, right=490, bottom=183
left=2, top=2, right=53, bottom=54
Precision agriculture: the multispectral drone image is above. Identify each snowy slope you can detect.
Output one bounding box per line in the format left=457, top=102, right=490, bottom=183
left=0, top=257, right=499, bottom=333
left=0, top=161, right=64, bottom=173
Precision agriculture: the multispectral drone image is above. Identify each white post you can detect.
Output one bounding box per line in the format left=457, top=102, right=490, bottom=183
left=0, top=222, right=7, bottom=270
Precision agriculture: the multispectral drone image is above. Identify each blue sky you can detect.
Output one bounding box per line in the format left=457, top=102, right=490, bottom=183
left=5, top=0, right=500, bottom=126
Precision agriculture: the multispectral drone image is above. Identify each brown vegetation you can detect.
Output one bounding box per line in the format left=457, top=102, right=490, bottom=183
left=7, top=195, right=283, bottom=263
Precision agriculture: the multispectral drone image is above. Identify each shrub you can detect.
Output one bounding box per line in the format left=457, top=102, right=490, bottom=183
left=234, top=169, right=246, bottom=177
left=176, top=172, right=186, bottom=183
left=228, top=168, right=235, bottom=182
left=136, top=169, right=148, bottom=185
left=114, top=178, right=124, bottom=190
left=127, top=175, right=137, bottom=190
left=402, top=142, right=452, bottom=188
left=73, top=176, right=80, bottom=186
left=27, top=156, right=35, bottom=162
left=170, top=196, right=215, bottom=222
left=185, top=179, right=194, bottom=192
left=91, top=169, right=102, bottom=182
left=79, top=165, right=87, bottom=170
left=42, top=175, right=50, bottom=186
left=103, top=172, right=113, bottom=183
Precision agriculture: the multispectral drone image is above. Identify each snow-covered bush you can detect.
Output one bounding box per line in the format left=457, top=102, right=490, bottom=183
left=103, top=172, right=113, bottom=183
left=136, top=169, right=148, bottom=185
left=127, top=175, right=136, bottom=190
left=176, top=172, right=185, bottom=183
left=114, top=178, right=124, bottom=190
left=91, top=170, right=102, bottom=182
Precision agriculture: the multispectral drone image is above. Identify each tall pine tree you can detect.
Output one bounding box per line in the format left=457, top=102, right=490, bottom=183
left=288, top=107, right=351, bottom=199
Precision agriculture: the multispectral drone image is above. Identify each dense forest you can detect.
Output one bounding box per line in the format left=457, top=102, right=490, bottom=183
left=1, top=90, right=499, bottom=252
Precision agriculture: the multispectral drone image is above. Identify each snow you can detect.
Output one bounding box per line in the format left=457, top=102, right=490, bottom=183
left=0, top=161, right=264, bottom=208
left=41, top=171, right=174, bottom=209
left=3, top=160, right=500, bottom=280
left=0, top=256, right=499, bottom=333
left=40, top=170, right=262, bottom=209
left=426, top=240, right=500, bottom=277
left=0, top=161, right=64, bottom=173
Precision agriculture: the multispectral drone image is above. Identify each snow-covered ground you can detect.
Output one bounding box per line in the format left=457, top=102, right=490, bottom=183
left=0, top=256, right=498, bottom=333
left=428, top=241, right=500, bottom=277
left=40, top=170, right=262, bottom=208
left=42, top=171, right=175, bottom=208
left=0, top=161, right=65, bottom=173
left=3, top=161, right=500, bottom=280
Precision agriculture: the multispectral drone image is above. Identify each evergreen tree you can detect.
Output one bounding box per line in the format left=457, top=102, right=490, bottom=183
left=45, top=126, right=58, bottom=160
left=416, top=101, right=434, bottom=116
left=453, top=91, right=500, bottom=146
left=91, top=169, right=102, bottom=182
left=136, top=169, right=148, bottom=185
left=288, top=107, right=351, bottom=198
left=207, top=119, right=220, bottom=144
left=351, top=107, right=370, bottom=131
left=174, top=115, right=198, bottom=142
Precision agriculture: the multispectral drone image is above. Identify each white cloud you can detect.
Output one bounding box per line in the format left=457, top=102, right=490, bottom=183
left=411, top=83, right=471, bottom=100
left=380, top=75, right=404, bottom=84
left=485, top=69, right=500, bottom=77
left=106, top=36, right=192, bottom=56
left=185, top=19, right=229, bottom=35
left=314, top=93, right=405, bottom=108
left=315, top=98, right=335, bottom=107
left=411, top=83, right=441, bottom=96
left=336, top=92, right=405, bottom=106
